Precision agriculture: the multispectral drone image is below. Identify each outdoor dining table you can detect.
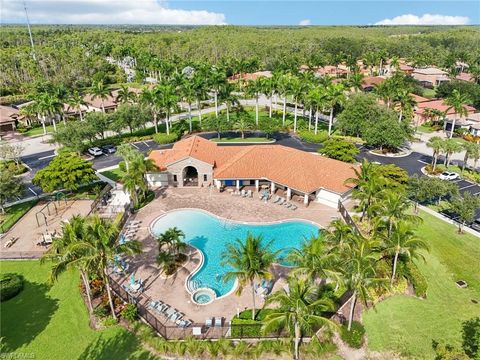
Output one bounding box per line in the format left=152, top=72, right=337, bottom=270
left=130, top=283, right=141, bottom=292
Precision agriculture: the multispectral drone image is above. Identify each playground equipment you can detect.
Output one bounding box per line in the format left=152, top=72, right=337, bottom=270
left=35, top=193, right=68, bottom=227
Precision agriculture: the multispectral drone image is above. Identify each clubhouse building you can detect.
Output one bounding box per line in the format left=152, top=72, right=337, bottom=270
left=147, top=136, right=357, bottom=208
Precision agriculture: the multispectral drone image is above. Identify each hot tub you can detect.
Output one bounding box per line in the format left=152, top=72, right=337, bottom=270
left=191, top=287, right=216, bottom=305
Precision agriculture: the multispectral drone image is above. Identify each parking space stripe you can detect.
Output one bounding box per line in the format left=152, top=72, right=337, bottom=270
left=459, top=184, right=477, bottom=190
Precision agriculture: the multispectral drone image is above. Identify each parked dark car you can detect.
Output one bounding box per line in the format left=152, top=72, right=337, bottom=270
left=470, top=218, right=480, bottom=232
left=101, top=144, right=117, bottom=154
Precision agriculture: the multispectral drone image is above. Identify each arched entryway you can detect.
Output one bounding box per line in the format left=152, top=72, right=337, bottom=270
left=182, top=166, right=198, bottom=186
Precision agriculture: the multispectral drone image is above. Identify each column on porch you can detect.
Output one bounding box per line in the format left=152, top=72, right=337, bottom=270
left=215, top=180, right=222, bottom=190
left=304, top=193, right=309, bottom=205
left=236, top=180, right=241, bottom=190
left=286, top=188, right=292, bottom=200
left=255, top=179, right=259, bottom=192
left=270, top=181, right=275, bottom=194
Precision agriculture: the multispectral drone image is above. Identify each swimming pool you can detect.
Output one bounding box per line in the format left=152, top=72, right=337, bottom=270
left=150, top=209, right=321, bottom=298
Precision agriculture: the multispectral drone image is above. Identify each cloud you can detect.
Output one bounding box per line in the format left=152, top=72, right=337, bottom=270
left=299, top=19, right=311, bottom=26
left=375, top=13, right=470, bottom=25
left=1, top=0, right=227, bottom=25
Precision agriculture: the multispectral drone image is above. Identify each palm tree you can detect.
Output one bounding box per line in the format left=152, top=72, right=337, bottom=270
left=288, top=76, right=304, bottom=133
left=36, top=93, right=63, bottom=133
left=394, top=89, right=416, bottom=123
left=115, top=84, right=135, bottom=104
left=427, top=136, right=443, bottom=171
left=222, top=234, right=279, bottom=320
left=18, top=102, right=39, bottom=127
left=218, top=83, right=238, bottom=123
left=41, top=215, right=95, bottom=313
left=86, top=215, right=142, bottom=319
left=442, top=139, right=463, bottom=168
left=347, top=72, right=364, bottom=93
left=445, top=89, right=471, bottom=139
left=262, top=278, right=336, bottom=360
left=193, top=73, right=208, bottom=126
left=67, top=91, right=87, bottom=121
left=140, top=88, right=160, bottom=134
left=325, top=83, right=345, bottom=136
left=381, top=221, right=428, bottom=285
left=463, top=142, right=480, bottom=172
left=180, top=79, right=196, bottom=133
left=233, top=112, right=253, bottom=139
left=245, top=78, right=262, bottom=126
left=345, top=159, right=383, bottom=221
left=117, top=143, right=137, bottom=173
left=158, top=84, right=179, bottom=135
left=308, top=87, right=327, bottom=135
left=287, top=235, right=338, bottom=282
left=277, top=74, right=291, bottom=126
left=376, top=191, right=420, bottom=237
left=209, top=67, right=227, bottom=118
left=259, top=76, right=274, bottom=118
left=340, top=233, right=383, bottom=331
left=89, top=80, right=111, bottom=113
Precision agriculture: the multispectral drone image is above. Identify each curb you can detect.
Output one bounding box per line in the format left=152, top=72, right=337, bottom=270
left=367, top=148, right=412, bottom=158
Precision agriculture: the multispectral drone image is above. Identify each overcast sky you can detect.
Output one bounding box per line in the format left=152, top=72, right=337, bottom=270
left=2, top=0, right=479, bottom=25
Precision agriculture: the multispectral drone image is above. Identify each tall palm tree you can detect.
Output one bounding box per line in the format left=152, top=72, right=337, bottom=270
left=117, top=143, right=137, bottom=173
left=89, top=80, right=111, bottom=113
left=394, top=89, right=416, bottom=123
left=180, top=79, right=196, bottom=133
left=381, top=221, right=428, bottom=285
left=140, top=88, right=160, bottom=134
left=262, top=278, right=336, bottom=360
left=233, top=112, right=253, bottom=139
left=463, top=142, right=480, bottom=172
left=218, top=83, right=238, bottom=123
left=347, top=72, right=364, bottom=93
left=442, top=139, right=463, bottom=168
left=193, top=72, right=208, bottom=126
left=245, top=78, right=262, bottom=126
left=287, top=235, right=338, bottom=282
left=340, top=233, right=383, bottom=331
left=41, top=215, right=95, bottom=313
left=376, top=191, right=420, bottom=237
left=209, top=67, right=227, bottom=118
left=18, top=102, right=39, bottom=127
left=36, top=93, right=63, bottom=133
left=158, top=84, right=179, bottom=135
left=288, top=76, right=304, bottom=133
left=445, top=89, right=471, bottom=139
left=222, top=234, right=279, bottom=320
left=277, top=74, right=291, bottom=126
left=86, top=215, right=142, bottom=319
left=383, top=220, right=428, bottom=285
left=427, top=136, right=443, bottom=171
left=308, top=87, right=327, bottom=135
left=325, top=83, right=345, bottom=136
left=259, top=76, right=274, bottom=118
left=115, top=84, right=135, bottom=104
left=67, top=90, right=87, bottom=121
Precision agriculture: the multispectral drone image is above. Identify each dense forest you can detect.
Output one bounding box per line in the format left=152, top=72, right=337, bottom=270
left=1, top=25, right=479, bottom=97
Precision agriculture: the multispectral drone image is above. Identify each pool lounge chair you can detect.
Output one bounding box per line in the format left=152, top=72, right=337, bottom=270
left=272, top=195, right=280, bottom=203
left=277, top=198, right=285, bottom=205
left=214, top=317, right=224, bottom=327
left=205, top=317, right=213, bottom=327
left=284, top=202, right=292, bottom=208
left=247, top=190, right=252, bottom=198
left=290, top=204, right=298, bottom=210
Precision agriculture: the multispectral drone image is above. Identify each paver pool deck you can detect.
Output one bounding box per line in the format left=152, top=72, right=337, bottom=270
left=113, top=187, right=340, bottom=326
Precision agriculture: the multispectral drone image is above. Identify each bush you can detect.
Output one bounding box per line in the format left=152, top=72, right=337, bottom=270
left=0, top=273, right=24, bottom=301
left=298, top=130, right=329, bottom=144
left=135, top=190, right=155, bottom=210
left=407, top=262, right=428, bottom=298
left=320, top=138, right=359, bottom=163
left=121, top=303, right=138, bottom=322
left=238, top=308, right=275, bottom=321
left=152, top=132, right=178, bottom=145
left=102, top=315, right=118, bottom=327
left=340, top=321, right=365, bottom=348
left=231, top=318, right=263, bottom=337
left=93, top=305, right=109, bottom=318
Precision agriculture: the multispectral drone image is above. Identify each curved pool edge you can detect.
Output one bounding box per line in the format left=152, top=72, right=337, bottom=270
left=149, top=207, right=323, bottom=301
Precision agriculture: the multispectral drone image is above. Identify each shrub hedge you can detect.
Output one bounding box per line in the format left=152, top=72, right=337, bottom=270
left=231, top=318, right=264, bottom=338
left=0, top=273, right=24, bottom=302
left=298, top=130, right=329, bottom=144
left=340, top=321, right=365, bottom=348
left=152, top=133, right=179, bottom=145
left=407, top=262, right=428, bottom=298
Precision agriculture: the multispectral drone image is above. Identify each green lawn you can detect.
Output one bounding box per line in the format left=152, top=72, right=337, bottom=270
left=0, top=261, right=156, bottom=360
left=422, top=88, right=437, bottom=99
left=0, top=200, right=38, bottom=233
left=100, top=168, right=125, bottom=183
left=416, top=124, right=435, bottom=133
left=20, top=122, right=67, bottom=137
left=363, top=210, right=480, bottom=358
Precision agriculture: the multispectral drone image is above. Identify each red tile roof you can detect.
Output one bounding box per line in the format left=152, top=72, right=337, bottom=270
left=456, top=72, right=474, bottom=82
left=0, top=105, right=19, bottom=124
left=411, top=94, right=430, bottom=104
left=361, top=76, right=385, bottom=88
left=415, top=99, right=476, bottom=116
left=149, top=136, right=357, bottom=194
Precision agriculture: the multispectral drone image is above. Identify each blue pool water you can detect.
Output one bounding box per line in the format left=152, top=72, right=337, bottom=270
left=150, top=209, right=320, bottom=297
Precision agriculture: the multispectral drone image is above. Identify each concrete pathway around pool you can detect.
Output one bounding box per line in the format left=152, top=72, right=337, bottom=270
left=114, top=187, right=340, bottom=325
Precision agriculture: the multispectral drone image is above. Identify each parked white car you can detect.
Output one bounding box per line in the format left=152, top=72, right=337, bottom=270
left=87, top=147, right=103, bottom=157
left=439, top=171, right=460, bottom=181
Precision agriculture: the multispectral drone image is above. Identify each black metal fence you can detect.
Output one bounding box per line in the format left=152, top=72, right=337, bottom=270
left=108, top=276, right=287, bottom=340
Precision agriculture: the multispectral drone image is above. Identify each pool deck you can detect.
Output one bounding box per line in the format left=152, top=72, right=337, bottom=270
left=112, top=187, right=341, bottom=326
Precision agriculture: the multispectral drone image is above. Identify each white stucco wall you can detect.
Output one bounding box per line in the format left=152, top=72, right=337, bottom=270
left=166, top=157, right=214, bottom=187
left=146, top=173, right=169, bottom=187
left=315, top=189, right=341, bottom=208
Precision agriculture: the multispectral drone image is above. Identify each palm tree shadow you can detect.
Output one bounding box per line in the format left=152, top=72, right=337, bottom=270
left=0, top=280, right=58, bottom=352
left=77, top=331, right=156, bottom=360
